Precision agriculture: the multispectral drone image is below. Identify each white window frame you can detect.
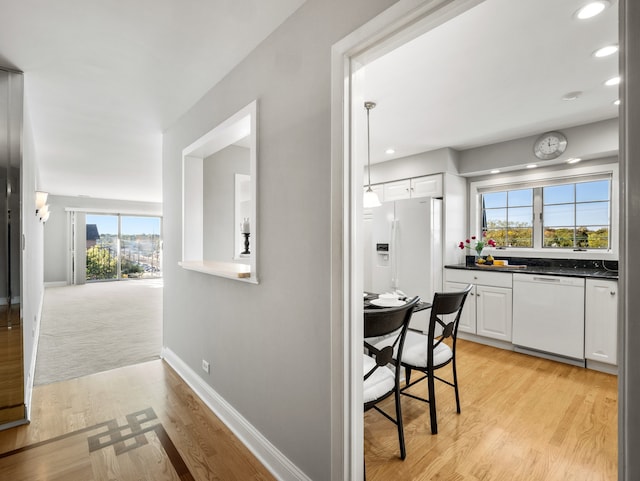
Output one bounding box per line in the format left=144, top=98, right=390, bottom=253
left=469, top=162, right=619, bottom=260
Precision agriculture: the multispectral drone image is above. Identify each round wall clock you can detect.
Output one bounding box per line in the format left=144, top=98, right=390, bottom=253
left=533, top=131, right=567, bottom=160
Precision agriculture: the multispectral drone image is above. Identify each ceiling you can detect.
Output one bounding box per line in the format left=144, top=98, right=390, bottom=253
left=0, top=0, right=619, bottom=203
left=0, top=0, right=305, bottom=203
left=361, top=0, right=619, bottom=165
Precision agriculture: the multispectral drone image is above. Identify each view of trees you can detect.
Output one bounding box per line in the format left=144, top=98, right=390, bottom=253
left=86, top=233, right=161, bottom=280
left=485, top=220, right=609, bottom=249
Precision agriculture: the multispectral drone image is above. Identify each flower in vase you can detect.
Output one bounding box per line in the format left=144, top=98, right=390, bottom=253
left=458, top=233, right=496, bottom=256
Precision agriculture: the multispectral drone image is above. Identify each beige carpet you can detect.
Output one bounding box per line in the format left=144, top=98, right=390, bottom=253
left=34, top=279, right=162, bottom=385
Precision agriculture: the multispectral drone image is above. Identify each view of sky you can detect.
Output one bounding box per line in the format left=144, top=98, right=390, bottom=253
left=86, top=214, right=161, bottom=236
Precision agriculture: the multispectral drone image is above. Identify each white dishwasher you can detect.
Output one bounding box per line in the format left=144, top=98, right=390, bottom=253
left=512, top=273, right=585, bottom=361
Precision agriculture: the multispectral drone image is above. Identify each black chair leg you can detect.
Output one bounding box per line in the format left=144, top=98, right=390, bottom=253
left=427, top=371, right=438, bottom=434
left=395, top=391, right=407, bottom=459
left=452, top=359, right=461, bottom=414
left=405, top=367, right=412, bottom=385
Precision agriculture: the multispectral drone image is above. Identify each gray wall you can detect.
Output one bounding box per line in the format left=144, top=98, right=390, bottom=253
left=458, top=118, right=618, bottom=175
left=43, top=195, right=162, bottom=284
left=162, top=0, right=396, bottom=479
left=620, top=0, right=639, bottom=479
left=369, top=118, right=618, bottom=183
left=203, top=144, right=249, bottom=263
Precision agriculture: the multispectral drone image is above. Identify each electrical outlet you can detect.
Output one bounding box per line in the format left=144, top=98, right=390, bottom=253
left=201, top=360, right=210, bottom=374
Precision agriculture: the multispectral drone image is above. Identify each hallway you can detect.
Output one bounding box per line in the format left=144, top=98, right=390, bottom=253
left=0, top=360, right=273, bottom=480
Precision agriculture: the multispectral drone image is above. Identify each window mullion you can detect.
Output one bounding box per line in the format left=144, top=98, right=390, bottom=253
left=533, top=187, right=543, bottom=249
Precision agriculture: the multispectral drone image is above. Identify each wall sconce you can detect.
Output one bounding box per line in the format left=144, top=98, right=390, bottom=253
left=38, top=204, right=50, bottom=222
left=35, top=191, right=48, bottom=214
left=36, top=191, right=51, bottom=222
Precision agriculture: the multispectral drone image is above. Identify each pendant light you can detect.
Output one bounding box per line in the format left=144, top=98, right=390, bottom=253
left=363, top=101, right=381, bottom=208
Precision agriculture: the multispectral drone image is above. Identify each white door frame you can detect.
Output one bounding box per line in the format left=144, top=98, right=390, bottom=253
left=330, top=0, right=632, bottom=479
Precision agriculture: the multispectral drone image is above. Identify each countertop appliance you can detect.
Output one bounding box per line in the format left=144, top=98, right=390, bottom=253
left=363, top=197, right=443, bottom=332
left=512, top=273, right=585, bottom=361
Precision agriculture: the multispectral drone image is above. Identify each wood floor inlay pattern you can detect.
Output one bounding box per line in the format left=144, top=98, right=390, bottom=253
left=0, top=360, right=276, bottom=481
left=0, top=407, right=195, bottom=481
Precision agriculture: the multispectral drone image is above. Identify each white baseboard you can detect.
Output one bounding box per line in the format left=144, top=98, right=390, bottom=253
left=44, top=281, right=68, bottom=288
left=161, top=347, right=310, bottom=481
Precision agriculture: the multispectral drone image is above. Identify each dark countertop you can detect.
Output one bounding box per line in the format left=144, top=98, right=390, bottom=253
left=445, top=263, right=619, bottom=279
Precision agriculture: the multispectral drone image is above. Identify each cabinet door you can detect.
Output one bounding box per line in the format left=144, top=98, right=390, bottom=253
left=476, top=285, right=512, bottom=341
left=585, top=279, right=618, bottom=365
left=445, top=281, right=476, bottom=334
left=383, top=179, right=411, bottom=201
left=411, top=174, right=442, bottom=198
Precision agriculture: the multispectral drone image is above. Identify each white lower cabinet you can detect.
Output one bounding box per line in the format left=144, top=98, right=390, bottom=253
left=475, top=284, right=513, bottom=341
left=444, top=269, right=513, bottom=341
left=444, top=281, right=476, bottom=333
left=585, top=278, right=618, bottom=365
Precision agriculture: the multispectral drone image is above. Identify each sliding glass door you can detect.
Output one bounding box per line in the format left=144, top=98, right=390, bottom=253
left=120, top=216, right=162, bottom=279
left=86, top=214, right=118, bottom=281
left=85, top=214, right=162, bottom=282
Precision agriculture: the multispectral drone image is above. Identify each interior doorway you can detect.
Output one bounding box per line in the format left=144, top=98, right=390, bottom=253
left=334, top=0, right=623, bottom=479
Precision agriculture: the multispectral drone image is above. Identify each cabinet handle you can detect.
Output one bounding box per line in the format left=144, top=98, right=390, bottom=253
left=611, top=291, right=616, bottom=296
left=473, top=276, right=478, bottom=280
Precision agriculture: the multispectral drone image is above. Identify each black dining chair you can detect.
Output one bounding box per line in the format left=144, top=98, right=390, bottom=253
left=395, top=285, right=472, bottom=435
left=363, top=296, right=419, bottom=461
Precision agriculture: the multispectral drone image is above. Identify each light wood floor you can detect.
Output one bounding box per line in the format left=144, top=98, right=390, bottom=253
left=365, top=339, right=618, bottom=481
left=0, top=360, right=275, bottom=481
left=0, top=341, right=618, bottom=480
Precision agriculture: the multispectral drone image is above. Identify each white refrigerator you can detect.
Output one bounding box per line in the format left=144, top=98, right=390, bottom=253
left=364, top=197, right=443, bottom=332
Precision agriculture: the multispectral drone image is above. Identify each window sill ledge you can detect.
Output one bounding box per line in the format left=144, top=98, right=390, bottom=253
left=179, top=260, right=257, bottom=284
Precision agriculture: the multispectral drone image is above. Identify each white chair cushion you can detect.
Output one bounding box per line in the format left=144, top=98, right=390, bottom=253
left=363, top=354, right=395, bottom=404
left=372, top=330, right=453, bottom=369
left=403, top=330, right=453, bottom=368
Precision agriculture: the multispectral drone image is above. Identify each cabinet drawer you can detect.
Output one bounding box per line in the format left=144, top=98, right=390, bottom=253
left=445, top=268, right=512, bottom=288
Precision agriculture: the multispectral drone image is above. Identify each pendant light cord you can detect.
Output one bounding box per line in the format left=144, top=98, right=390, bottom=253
left=365, top=101, right=376, bottom=190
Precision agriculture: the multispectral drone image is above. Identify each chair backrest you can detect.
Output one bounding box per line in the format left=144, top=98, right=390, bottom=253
left=364, top=297, right=420, bottom=381
left=427, top=284, right=473, bottom=355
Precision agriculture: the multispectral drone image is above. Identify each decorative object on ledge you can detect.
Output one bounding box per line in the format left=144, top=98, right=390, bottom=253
left=363, top=101, right=381, bottom=208
left=240, top=217, right=251, bottom=255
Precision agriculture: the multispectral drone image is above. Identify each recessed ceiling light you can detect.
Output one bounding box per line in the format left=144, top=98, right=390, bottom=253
left=614, top=99, right=621, bottom=105
left=605, top=76, right=621, bottom=86
left=575, top=1, right=610, bottom=20
left=562, top=91, right=583, bottom=101
left=567, top=158, right=582, bottom=164
left=593, top=45, right=619, bottom=57
left=385, top=148, right=395, bottom=155
left=490, top=169, right=500, bottom=174
left=526, top=164, right=537, bottom=169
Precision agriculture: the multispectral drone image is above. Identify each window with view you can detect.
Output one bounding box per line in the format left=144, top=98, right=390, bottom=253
left=480, top=177, right=611, bottom=250
left=542, top=180, right=610, bottom=249
left=483, top=188, right=533, bottom=247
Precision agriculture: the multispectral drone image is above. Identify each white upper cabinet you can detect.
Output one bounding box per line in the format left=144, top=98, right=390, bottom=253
left=381, top=174, right=443, bottom=202
left=411, top=174, right=443, bottom=198
left=383, top=179, right=411, bottom=201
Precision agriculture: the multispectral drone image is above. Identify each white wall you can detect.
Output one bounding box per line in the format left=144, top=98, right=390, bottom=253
left=21, top=96, right=44, bottom=416
left=162, top=1, right=397, bottom=479
left=43, top=195, right=162, bottom=284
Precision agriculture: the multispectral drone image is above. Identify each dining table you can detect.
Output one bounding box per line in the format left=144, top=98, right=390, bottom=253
left=364, top=292, right=432, bottom=312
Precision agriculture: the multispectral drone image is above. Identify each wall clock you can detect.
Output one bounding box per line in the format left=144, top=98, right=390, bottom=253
left=533, top=131, right=567, bottom=160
